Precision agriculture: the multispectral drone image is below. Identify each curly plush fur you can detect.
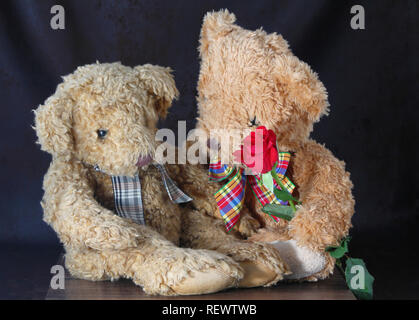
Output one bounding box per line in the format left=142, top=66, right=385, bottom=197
left=190, top=10, right=355, bottom=281
left=34, top=62, right=289, bottom=296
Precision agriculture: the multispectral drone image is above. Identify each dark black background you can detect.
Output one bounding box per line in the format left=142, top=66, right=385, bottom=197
left=0, top=0, right=417, bottom=299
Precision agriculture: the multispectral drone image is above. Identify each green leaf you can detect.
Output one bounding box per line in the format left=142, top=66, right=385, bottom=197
left=345, top=258, right=374, bottom=300
left=262, top=203, right=295, bottom=221
left=325, top=236, right=351, bottom=259
left=327, top=246, right=346, bottom=259
left=262, top=172, right=274, bottom=192
left=273, top=188, right=299, bottom=202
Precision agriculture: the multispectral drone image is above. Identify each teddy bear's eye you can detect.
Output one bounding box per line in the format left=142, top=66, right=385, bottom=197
left=97, top=129, right=108, bottom=139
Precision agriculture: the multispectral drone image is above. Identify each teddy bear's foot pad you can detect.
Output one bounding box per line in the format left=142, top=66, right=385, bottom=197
left=171, top=268, right=238, bottom=295
left=269, top=240, right=326, bottom=280
left=238, top=261, right=278, bottom=288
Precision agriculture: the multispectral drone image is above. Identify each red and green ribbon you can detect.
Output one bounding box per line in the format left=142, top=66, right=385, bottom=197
left=209, top=152, right=295, bottom=231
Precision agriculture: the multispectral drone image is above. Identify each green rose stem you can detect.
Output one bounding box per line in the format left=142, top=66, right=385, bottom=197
left=270, top=165, right=297, bottom=212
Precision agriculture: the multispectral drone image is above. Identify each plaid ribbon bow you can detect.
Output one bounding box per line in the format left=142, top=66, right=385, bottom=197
left=111, top=164, right=192, bottom=225
left=209, top=152, right=295, bottom=232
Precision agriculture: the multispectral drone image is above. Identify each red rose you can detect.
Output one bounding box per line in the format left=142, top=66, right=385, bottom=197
left=233, top=126, right=278, bottom=174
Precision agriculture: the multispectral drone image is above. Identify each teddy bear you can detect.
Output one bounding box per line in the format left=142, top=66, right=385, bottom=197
left=33, top=61, right=290, bottom=296
left=188, top=10, right=355, bottom=281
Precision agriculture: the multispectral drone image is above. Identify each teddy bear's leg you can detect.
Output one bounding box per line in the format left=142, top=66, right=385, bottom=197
left=65, top=248, right=113, bottom=281
left=64, top=230, right=243, bottom=296
left=127, top=243, right=243, bottom=295
left=285, top=141, right=355, bottom=280
left=249, top=142, right=354, bottom=281
left=180, top=208, right=291, bottom=288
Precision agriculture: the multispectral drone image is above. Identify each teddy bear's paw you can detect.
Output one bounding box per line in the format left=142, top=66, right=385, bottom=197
left=134, top=247, right=243, bottom=296
left=217, top=241, right=291, bottom=288
left=268, top=240, right=326, bottom=280
left=169, top=249, right=243, bottom=295
left=236, top=214, right=261, bottom=238
left=170, top=267, right=237, bottom=295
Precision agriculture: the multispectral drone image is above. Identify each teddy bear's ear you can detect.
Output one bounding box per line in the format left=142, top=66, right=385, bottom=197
left=199, top=9, right=236, bottom=57
left=273, top=54, right=329, bottom=122
left=134, top=64, right=179, bottom=119
left=33, top=89, right=74, bottom=159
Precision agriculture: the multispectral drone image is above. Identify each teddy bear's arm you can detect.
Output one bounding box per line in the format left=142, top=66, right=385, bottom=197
left=288, top=140, right=355, bottom=252
left=41, top=160, right=141, bottom=250
left=180, top=208, right=290, bottom=287
left=165, top=163, right=219, bottom=215
left=168, top=163, right=261, bottom=235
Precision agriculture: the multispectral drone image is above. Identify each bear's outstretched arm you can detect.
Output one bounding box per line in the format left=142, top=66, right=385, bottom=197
left=180, top=208, right=290, bottom=287
left=42, top=160, right=244, bottom=295
left=288, top=140, right=355, bottom=252
left=41, top=159, right=142, bottom=250
left=167, top=161, right=290, bottom=286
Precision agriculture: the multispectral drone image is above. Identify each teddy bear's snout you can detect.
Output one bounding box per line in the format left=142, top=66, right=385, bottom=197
left=136, top=154, right=153, bottom=167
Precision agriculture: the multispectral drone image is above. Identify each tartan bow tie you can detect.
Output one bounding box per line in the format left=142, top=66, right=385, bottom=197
left=111, top=164, right=192, bottom=225
left=209, top=152, right=295, bottom=232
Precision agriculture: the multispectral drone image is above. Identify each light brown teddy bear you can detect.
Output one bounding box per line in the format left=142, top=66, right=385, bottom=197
left=190, top=10, right=355, bottom=281
left=34, top=62, right=289, bottom=296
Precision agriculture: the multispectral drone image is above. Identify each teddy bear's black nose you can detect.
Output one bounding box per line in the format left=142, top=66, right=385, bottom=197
left=97, top=129, right=108, bottom=139
left=249, top=116, right=258, bottom=127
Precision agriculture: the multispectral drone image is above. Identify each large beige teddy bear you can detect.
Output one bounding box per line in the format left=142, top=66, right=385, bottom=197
left=34, top=62, right=289, bottom=296
left=190, top=10, right=355, bottom=281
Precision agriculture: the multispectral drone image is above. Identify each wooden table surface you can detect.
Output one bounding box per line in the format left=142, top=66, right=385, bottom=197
left=46, top=255, right=355, bottom=300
